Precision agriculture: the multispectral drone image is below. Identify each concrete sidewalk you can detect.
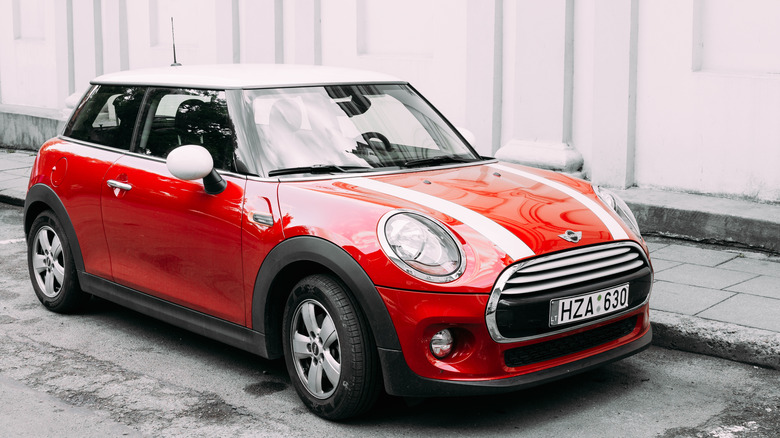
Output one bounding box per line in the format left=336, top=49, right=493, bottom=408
left=645, top=236, right=780, bottom=369
left=0, top=149, right=34, bottom=207
left=1, top=147, right=779, bottom=369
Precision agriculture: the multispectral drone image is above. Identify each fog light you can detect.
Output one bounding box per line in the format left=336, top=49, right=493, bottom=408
left=430, top=329, right=454, bottom=359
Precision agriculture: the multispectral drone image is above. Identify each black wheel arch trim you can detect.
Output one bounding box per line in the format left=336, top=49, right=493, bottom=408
left=24, top=183, right=85, bottom=272
left=252, top=235, right=402, bottom=359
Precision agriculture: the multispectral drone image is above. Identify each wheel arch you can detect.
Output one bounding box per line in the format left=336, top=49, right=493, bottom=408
left=252, top=235, right=401, bottom=359
left=24, top=184, right=85, bottom=272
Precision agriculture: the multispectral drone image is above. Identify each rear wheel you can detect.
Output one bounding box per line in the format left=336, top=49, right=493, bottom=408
left=282, top=274, right=380, bottom=420
left=27, top=211, right=88, bottom=313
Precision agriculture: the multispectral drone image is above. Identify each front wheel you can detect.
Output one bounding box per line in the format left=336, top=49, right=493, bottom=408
left=27, top=210, right=88, bottom=313
left=282, top=274, right=380, bottom=420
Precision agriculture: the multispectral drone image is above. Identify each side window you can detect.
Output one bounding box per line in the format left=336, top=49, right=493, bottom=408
left=136, top=88, right=237, bottom=172
left=63, top=85, right=146, bottom=150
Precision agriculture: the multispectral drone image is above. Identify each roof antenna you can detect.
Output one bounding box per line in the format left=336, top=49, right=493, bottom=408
left=170, top=17, right=182, bottom=66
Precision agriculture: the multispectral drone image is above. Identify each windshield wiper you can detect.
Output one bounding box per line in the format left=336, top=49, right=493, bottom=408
left=267, top=164, right=374, bottom=177
left=402, top=155, right=481, bottom=168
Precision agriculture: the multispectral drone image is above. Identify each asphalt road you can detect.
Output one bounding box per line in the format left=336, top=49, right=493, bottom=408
left=1, top=204, right=779, bottom=437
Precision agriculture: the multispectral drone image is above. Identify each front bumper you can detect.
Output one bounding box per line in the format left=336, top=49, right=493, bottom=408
left=376, top=286, right=651, bottom=397
left=379, top=326, right=651, bottom=397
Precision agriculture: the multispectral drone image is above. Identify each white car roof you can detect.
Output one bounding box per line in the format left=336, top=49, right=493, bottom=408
left=91, top=64, right=404, bottom=89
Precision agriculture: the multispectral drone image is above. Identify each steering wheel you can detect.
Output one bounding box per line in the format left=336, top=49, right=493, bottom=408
left=361, top=132, right=392, bottom=153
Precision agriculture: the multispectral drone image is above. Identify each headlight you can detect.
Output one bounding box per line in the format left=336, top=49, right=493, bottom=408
left=593, top=186, right=642, bottom=238
left=378, top=210, right=466, bottom=283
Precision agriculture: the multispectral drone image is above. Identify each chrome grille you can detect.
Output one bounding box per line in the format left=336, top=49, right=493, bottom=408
left=485, top=241, right=652, bottom=343
left=502, top=245, right=646, bottom=295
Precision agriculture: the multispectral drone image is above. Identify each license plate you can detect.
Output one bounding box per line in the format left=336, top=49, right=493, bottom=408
left=549, top=284, right=630, bottom=326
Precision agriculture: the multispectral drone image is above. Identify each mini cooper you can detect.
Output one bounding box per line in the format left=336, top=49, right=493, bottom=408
left=25, top=64, right=652, bottom=420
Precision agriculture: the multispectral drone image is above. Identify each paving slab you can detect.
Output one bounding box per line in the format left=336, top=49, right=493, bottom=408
left=697, top=294, right=780, bottom=332
left=655, top=263, right=759, bottom=290
left=719, top=257, right=780, bottom=277
left=0, top=172, right=22, bottom=183
left=650, top=259, right=682, bottom=273
left=646, top=240, right=670, bottom=253
left=0, top=177, right=27, bottom=192
left=1, top=152, right=37, bottom=163
left=725, top=275, right=780, bottom=299
left=4, top=168, right=30, bottom=178
left=726, top=249, right=780, bottom=262
left=650, top=281, right=735, bottom=315
left=0, top=160, right=25, bottom=171
left=650, top=244, right=740, bottom=267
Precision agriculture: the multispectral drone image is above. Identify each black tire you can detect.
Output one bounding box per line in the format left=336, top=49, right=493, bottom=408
left=27, top=210, right=88, bottom=313
left=282, top=274, right=380, bottom=420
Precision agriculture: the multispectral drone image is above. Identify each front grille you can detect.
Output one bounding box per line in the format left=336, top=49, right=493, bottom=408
left=504, top=316, right=638, bottom=368
left=486, top=242, right=652, bottom=342
left=502, top=244, right=646, bottom=295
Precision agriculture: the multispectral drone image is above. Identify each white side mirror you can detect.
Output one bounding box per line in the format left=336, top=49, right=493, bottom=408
left=166, top=145, right=214, bottom=180
left=166, top=145, right=227, bottom=195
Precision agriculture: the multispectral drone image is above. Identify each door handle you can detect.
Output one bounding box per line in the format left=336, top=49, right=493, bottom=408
left=107, top=180, right=132, bottom=191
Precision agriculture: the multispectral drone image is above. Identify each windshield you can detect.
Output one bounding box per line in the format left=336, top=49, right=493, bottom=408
left=242, top=84, right=480, bottom=176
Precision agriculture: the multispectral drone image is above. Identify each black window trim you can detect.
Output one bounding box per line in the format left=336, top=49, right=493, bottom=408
left=62, top=84, right=147, bottom=152
left=131, top=86, right=240, bottom=173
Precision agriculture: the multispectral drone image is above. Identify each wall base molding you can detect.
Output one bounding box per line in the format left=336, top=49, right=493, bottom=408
left=0, top=104, right=67, bottom=151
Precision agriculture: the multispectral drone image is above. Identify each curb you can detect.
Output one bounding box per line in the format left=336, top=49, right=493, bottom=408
left=618, top=188, right=780, bottom=255
left=630, top=202, right=780, bottom=255
left=650, top=310, right=780, bottom=370
left=0, top=194, right=24, bottom=208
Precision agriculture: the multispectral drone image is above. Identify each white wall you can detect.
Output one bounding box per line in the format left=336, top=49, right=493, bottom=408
left=497, top=0, right=584, bottom=174
left=571, top=0, right=638, bottom=188
left=634, top=0, right=780, bottom=201
left=0, top=0, right=778, bottom=201
left=0, top=0, right=69, bottom=108
left=321, top=0, right=501, bottom=156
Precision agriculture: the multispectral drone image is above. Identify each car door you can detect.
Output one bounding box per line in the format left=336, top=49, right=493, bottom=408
left=100, top=87, right=247, bottom=324
left=56, top=84, right=146, bottom=279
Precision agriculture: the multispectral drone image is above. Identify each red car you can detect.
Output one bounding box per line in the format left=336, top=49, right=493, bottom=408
left=25, top=64, right=652, bottom=420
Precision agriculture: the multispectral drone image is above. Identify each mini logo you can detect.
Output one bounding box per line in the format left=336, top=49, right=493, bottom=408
left=559, top=230, right=582, bottom=243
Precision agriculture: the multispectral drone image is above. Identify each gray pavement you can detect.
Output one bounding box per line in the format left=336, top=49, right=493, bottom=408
left=0, top=149, right=35, bottom=207
left=646, top=236, right=780, bottom=370
left=1, top=147, right=779, bottom=370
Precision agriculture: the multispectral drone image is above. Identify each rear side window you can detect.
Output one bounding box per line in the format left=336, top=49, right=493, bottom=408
left=63, top=85, right=146, bottom=150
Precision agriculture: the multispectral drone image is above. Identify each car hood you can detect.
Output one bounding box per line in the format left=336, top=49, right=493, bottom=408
left=278, top=161, right=634, bottom=291
left=340, top=162, right=629, bottom=255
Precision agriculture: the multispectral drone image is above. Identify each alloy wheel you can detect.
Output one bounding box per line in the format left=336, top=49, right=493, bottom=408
left=31, top=225, right=65, bottom=298
left=290, top=299, right=342, bottom=399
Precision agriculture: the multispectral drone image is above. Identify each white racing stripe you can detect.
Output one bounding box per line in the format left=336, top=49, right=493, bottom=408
left=340, top=177, right=535, bottom=261
left=492, top=164, right=629, bottom=240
